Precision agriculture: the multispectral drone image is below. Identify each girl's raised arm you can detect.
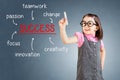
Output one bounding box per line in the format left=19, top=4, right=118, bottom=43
left=59, top=18, right=78, bottom=44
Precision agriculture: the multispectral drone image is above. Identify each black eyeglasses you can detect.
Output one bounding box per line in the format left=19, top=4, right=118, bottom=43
left=80, top=21, right=97, bottom=27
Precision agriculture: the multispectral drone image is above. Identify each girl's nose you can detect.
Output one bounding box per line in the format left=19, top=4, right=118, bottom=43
left=84, top=25, right=89, bottom=28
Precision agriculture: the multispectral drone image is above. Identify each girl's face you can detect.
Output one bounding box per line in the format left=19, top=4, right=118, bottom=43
left=81, top=16, right=98, bottom=35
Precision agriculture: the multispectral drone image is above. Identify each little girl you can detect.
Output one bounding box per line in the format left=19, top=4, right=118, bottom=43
left=59, top=13, right=105, bottom=80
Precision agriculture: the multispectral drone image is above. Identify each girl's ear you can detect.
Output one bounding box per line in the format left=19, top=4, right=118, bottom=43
left=95, top=26, right=99, bottom=31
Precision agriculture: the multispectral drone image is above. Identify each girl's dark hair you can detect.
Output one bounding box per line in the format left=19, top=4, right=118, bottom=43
left=82, top=13, right=103, bottom=40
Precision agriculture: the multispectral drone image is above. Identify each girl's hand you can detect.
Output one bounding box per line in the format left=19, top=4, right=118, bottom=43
left=59, top=18, right=67, bottom=28
left=59, top=18, right=78, bottom=44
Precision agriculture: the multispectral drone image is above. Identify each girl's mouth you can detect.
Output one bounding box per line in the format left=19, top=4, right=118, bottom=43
left=85, top=29, right=90, bottom=31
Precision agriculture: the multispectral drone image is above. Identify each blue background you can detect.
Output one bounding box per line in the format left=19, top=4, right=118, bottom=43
left=0, top=0, right=120, bottom=80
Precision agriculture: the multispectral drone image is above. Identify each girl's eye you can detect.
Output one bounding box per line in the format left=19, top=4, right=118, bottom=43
left=88, top=21, right=94, bottom=26
left=88, top=22, right=92, bottom=25
left=82, top=22, right=85, bottom=24
left=80, top=22, right=85, bottom=26
left=82, top=22, right=86, bottom=26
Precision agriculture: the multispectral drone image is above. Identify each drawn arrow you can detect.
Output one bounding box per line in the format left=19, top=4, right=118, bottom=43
left=49, top=37, right=54, bottom=45
left=11, top=31, right=17, bottom=40
left=49, top=18, right=53, bottom=23
left=12, top=19, right=18, bottom=26
left=31, top=38, right=34, bottom=51
left=31, top=10, right=34, bottom=20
